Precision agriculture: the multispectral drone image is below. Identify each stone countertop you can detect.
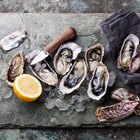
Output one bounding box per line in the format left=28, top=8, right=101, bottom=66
left=0, top=13, right=139, bottom=128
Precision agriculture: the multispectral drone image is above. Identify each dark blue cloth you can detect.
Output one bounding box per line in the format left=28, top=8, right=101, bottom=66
left=100, top=8, right=140, bottom=93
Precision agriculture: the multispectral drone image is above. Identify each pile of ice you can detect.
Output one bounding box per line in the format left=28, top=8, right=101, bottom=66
left=44, top=86, right=90, bottom=114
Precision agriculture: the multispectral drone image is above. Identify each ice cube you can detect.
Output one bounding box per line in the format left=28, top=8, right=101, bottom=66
left=55, top=99, right=70, bottom=111
left=75, top=103, right=85, bottom=112
left=44, top=98, right=56, bottom=109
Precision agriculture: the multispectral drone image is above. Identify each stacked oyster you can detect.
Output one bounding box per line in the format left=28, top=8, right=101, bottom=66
left=85, top=44, right=109, bottom=101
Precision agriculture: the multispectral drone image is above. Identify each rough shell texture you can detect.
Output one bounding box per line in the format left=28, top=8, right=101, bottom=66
left=111, top=88, right=140, bottom=116
left=117, top=34, right=139, bottom=72
left=26, top=50, right=58, bottom=86
left=87, top=62, right=109, bottom=101
left=111, top=88, right=140, bottom=102
left=54, top=42, right=82, bottom=76
left=59, top=59, right=87, bottom=94
left=130, top=54, right=140, bottom=73
left=5, top=50, right=24, bottom=87
left=85, top=43, right=104, bottom=72
left=0, top=30, right=27, bottom=51
left=96, top=100, right=138, bottom=122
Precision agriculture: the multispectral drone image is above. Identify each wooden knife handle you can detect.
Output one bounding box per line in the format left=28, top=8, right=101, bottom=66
left=44, top=27, right=76, bottom=54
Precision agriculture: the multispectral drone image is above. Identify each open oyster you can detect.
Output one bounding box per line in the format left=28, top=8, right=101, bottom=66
left=85, top=44, right=104, bottom=72
left=54, top=42, right=82, bottom=76
left=87, top=62, right=109, bottom=101
left=0, top=30, right=27, bottom=51
left=117, top=34, right=139, bottom=72
left=26, top=50, right=58, bottom=86
left=96, top=100, right=138, bottom=122
left=5, top=51, right=24, bottom=87
left=59, top=59, right=87, bottom=94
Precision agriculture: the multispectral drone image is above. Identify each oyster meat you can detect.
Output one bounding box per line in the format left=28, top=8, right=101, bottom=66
left=5, top=51, right=24, bottom=87
left=85, top=44, right=104, bottom=72
left=117, top=34, right=139, bottom=72
left=0, top=30, right=27, bottom=51
left=87, top=62, right=109, bottom=101
left=54, top=42, right=82, bottom=76
left=96, top=100, right=138, bottom=122
left=26, top=51, right=58, bottom=86
left=59, top=59, right=87, bottom=94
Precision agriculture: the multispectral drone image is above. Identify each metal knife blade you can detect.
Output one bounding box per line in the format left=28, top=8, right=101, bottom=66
left=30, top=51, right=49, bottom=65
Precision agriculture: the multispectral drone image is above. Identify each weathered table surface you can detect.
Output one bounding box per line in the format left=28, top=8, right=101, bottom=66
left=0, top=13, right=139, bottom=128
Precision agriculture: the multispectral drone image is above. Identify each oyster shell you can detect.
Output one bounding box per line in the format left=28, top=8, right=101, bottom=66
left=117, top=34, right=139, bottom=72
left=96, top=100, right=138, bottom=122
left=5, top=51, right=24, bottom=87
left=87, top=62, right=109, bottom=101
left=59, top=59, right=87, bottom=94
left=111, top=88, right=140, bottom=116
left=85, top=44, right=104, bottom=72
left=26, top=50, right=58, bottom=86
left=0, top=30, right=27, bottom=51
left=111, top=88, right=139, bottom=102
left=54, top=42, right=82, bottom=76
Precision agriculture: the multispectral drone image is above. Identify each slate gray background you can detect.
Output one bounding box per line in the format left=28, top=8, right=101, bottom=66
left=0, top=0, right=140, bottom=140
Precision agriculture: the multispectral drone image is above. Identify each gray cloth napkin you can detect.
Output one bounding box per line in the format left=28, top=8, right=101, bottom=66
left=100, top=8, right=140, bottom=93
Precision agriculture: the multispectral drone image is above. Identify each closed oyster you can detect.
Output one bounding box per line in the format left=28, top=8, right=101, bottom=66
left=54, top=42, right=82, bottom=76
left=117, top=34, right=139, bottom=72
left=87, top=62, right=109, bottom=101
left=26, top=51, right=58, bottom=86
left=111, top=88, right=140, bottom=116
left=111, top=88, right=139, bottom=102
left=5, top=51, right=24, bottom=87
left=59, top=59, right=87, bottom=94
left=85, top=44, right=104, bottom=72
left=0, top=30, right=27, bottom=51
left=96, top=100, right=138, bottom=122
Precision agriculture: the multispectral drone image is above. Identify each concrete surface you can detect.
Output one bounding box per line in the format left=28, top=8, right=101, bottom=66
left=0, top=1, right=140, bottom=139
left=0, top=128, right=139, bottom=140
left=0, top=13, right=139, bottom=128
left=0, top=0, right=139, bottom=13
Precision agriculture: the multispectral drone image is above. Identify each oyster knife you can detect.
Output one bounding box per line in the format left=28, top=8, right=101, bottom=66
left=31, top=27, right=76, bottom=65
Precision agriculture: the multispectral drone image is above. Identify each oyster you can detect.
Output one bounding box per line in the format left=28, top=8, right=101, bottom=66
left=117, top=34, right=139, bottom=72
left=87, top=62, right=109, bottom=101
left=5, top=51, right=24, bottom=87
left=111, top=88, right=140, bottom=116
left=96, top=100, right=138, bottom=122
left=0, top=30, right=27, bottom=51
left=59, top=59, right=87, bottom=94
left=54, top=42, right=82, bottom=76
left=26, top=50, right=58, bottom=86
left=85, top=44, right=104, bottom=72
left=111, top=88, right=140, bottom=102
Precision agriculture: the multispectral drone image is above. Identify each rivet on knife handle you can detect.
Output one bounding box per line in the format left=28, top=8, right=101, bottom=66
left=44, top=27, right=76, bottom=54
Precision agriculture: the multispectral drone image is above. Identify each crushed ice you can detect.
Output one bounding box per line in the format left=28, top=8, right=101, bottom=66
left=44, top=86, right=90, bottom=115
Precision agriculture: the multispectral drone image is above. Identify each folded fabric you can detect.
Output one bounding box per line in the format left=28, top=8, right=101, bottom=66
left=100, top=8, right=140, bottom=93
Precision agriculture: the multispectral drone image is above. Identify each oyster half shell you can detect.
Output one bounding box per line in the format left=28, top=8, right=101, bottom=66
left=59, top=59, right=87, bottom=94
left=117, top=34, right=139, bottom=72
left=54, top=42, right=82, bottom=76
left=85, top=44, right=104, bottom=72
left=26, top=51, right=58, bottom=86
left=5, top=50, right=25, bottom=87
left=0, top=30, right=27, bottom=51
left=87, top=62, right=109, bottom=101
